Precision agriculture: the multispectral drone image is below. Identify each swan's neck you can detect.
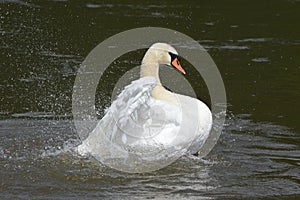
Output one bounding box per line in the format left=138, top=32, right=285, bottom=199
left=140, top=51, right=179, bottom=106
left=140, top=51, right=162, bottom=85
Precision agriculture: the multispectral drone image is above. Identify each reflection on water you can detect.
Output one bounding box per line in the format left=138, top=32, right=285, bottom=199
left=1, top=0, right=300, bottom=198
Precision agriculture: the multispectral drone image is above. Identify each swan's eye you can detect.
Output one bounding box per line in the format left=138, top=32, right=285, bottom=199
left=168, top=52, right=179, bottom=63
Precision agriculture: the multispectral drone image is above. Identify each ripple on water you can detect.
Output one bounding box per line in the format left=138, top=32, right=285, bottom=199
left=0, top=114, right=299, bottom=198
left=251, top=57, right=270, bottom=63
left=2, top=0, right=39, bottom=8
left=237, top=38, right=274, bottom=43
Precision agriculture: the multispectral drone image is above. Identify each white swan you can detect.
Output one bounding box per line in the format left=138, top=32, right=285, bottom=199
left=77, top=43, right=212, bottom=171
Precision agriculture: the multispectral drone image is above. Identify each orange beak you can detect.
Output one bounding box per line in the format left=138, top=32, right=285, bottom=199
left=171, top=58, right=186, bottom=74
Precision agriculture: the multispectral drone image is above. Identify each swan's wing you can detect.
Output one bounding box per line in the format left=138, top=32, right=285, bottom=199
left=78, top=76, right=181, bottom=158
left=109, top=76, right=157, bottom=135
left=108, top=76, right=181, bottom=149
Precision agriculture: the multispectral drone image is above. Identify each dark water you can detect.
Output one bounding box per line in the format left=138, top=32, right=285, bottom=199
left=1, top=0, right=300, bottom=199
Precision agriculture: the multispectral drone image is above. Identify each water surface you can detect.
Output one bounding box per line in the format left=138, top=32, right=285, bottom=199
left=1, top=0, right=299, bottom=199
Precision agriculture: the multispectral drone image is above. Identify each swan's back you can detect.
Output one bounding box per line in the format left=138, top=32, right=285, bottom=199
left=175, top=93, right=212, bottom=154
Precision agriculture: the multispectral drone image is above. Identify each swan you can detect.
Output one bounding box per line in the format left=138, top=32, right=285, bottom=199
left=77, top=43, right=212, bottom=170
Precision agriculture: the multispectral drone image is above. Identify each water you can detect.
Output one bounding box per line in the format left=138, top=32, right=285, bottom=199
left=1, top=0, right=299, bottom=199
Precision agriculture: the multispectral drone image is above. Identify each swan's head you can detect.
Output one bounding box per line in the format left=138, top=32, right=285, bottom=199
left=143, top=43, right=186, bottom=74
